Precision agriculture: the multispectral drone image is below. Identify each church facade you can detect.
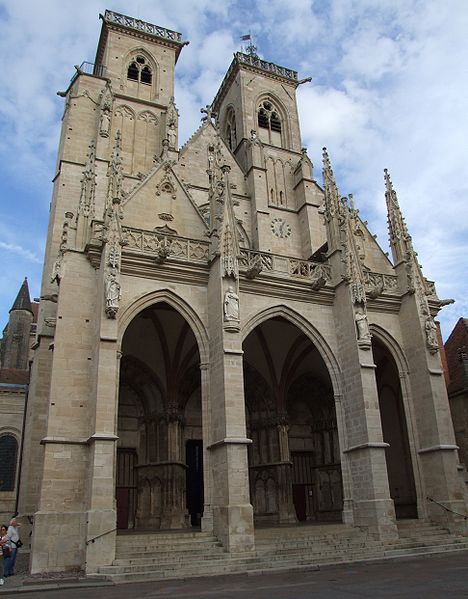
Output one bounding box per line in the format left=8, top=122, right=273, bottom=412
left=18, top=10, right=467, bottom=574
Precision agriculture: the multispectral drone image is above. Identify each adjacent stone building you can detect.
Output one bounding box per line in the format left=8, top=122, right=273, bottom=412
left=0, top=278, right=37, bottom=522
left=445, top=319, right=468, bottom=470
left=17, top=10, right=467, bottom=574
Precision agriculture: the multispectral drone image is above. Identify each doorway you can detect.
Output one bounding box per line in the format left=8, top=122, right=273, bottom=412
left=186, top=440, right=204, bottom=526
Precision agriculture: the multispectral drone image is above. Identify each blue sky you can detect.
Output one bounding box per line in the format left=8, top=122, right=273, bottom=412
left=0, top=0, right=467, bottom=339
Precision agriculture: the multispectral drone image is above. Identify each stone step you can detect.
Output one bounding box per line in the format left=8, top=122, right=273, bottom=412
left=116, top=534, right=219, bottom=546
left=101, top=548, right=382, bottom=578
left=116, top=541, right=223, bottom=554
left=112, top=543, right=383, bottom=568
left=96, top=522, right=468, bottom=584
left=385, top=542, right=468, bottom=557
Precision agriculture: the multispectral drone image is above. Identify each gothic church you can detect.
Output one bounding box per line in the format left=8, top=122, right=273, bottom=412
left=16, top=10, right=467, bottom=575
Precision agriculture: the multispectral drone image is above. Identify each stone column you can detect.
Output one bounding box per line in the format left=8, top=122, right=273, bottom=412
left=333, top=281, right=398, bottom=541
left=30, top=252, right=99, bottom=574
left=397, top=281, right=467, bottom=533
left=275, top=423, right=297, bottom=524
left=207, top=259, right=254, bottom=552
left=200, top=362, right=214, bottom=532
left=84, top=261, right=119, bottom=573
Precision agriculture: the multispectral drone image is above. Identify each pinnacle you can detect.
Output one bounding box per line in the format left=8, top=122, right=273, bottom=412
left=10, top=277, right=33, bottom=314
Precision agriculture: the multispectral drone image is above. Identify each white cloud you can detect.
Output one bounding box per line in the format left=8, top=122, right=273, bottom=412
left=0, top=242, right=42, bottom=264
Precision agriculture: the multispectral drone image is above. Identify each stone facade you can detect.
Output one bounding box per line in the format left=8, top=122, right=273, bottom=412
left=445, top=319, right=468, bottom=471
left=0, top=279, right=38, bottom=523
left=17, top=10, right=467, bottom=574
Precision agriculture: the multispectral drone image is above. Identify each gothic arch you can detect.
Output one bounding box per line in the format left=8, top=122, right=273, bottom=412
left=369, top=325, right=419, bottom=458
left=253, top=92, right=291, bottom=148
left=370, top=324, right=422, bottom=517
left=0, top=432, right=19, bottom=492
left=223, top=104, right=237, bottom=152
left=120, top=354, right=166, bottom=414
left=119, top=288, right=209, bottom=365
left=114, top=104, right=136, bottom=121
left=121, top=47, right=159, bottom=98
left=138, top=110, right=159, bottom=125
left=242, top=305, right=342, bottom=397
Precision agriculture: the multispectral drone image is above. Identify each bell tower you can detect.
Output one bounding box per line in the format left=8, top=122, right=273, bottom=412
left=212, top=53, right=324, bottom=258
left=95, top=10, right=186, bottom=106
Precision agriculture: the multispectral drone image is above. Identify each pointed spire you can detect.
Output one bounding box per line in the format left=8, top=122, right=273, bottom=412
left=105, top=130, right=123, bottom=214
left=10, top=278, right=33, bottom=314
left=219, top=165, right=240, bottom=279
left=384, top=168, right=413, bottom=264
left=322, top=147, right=344, bottom=253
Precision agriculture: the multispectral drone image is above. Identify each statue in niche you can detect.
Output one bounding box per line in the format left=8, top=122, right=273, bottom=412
left=425, top=316, right=439, bottom=353
left=224, top=286, right=239, bottom=321
left=105, top=270, right=121, bottom=318
left=167, top=121, right=177, bottom=149
left=355, top=306, right=371, bottom=342
left=100, top=108, right=111, bottom=137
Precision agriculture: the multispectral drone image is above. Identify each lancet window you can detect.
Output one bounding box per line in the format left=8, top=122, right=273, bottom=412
left=127, top=55, right=153, bottom=85
left=257, top=100, right=282, bottom=146
left=225, top=108, right=237, bottom=151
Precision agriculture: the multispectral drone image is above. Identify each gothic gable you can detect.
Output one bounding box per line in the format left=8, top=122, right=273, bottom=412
left=121, top=162, right=208, bottom=239
left=176, top=121, right=251, bottom=243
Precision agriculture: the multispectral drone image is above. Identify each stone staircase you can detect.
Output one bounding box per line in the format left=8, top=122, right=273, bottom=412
left=92, top=520, right=468, bottom=584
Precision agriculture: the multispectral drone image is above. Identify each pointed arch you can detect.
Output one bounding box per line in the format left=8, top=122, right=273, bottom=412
left=121, top=47, right=159, bottom=99
left=370, top=323, right=422, bottom=518
left=223, top=104, right=237, bottom=152
left=253, top=92, right=291, bottom=149
left=242, top=304, right=342, bottom=397
left=118, top=288, right=209, bottom=365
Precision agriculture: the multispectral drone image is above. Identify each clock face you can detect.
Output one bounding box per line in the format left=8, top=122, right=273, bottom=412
left=271, top=217, right=291, bottom=238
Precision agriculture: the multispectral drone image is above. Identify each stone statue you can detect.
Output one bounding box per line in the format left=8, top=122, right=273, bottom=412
left=100, top=108, right=111, bottom=137
left=167, top=121, right=177, bottom=149
left=355, top=307, right=371, bottom=341
left=425, top=316, right=439, bottom=353
left=105, top=270, right=121, bottom=318
left=224, top=286, right=239, bottom=321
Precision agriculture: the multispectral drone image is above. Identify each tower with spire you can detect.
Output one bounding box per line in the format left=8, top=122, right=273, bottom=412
left=0, top=278, right=35, bottom=370
left=0, top=278, right=38, bottom=522
left=14, top=9, right=466, bottom=578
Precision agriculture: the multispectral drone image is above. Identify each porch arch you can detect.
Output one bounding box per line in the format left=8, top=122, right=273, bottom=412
left=118, top=288, right=209, bottom=364
left=370, top=324, right=420, bottom=518
left=242, top=305, right=346, bottom=525
left=243, top=304, right=342, bottom=397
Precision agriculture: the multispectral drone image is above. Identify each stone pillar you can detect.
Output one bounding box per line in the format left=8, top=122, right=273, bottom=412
left=31, top=252, right=98, bottom=574
left=207, top=259, right=254, bottom=552
left=82, top=251, right=122, bottom=573
left=398, top=287, right=467, bottom=533
left=333, top=281, right=398, bottom=542
left=200, top=362, right=214, bottom=532
left=276, top=423, right=297, bottom=524
left=333, top=393, right=354, bottom=525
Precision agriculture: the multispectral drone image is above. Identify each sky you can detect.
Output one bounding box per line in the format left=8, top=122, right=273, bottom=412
left=0, top=0, right=466, bottom=340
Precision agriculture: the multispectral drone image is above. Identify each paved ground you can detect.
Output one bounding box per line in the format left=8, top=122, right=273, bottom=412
left=1, top=551, right=468, bottom=598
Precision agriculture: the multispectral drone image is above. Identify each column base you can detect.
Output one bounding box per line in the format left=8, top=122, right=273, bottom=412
left=30, top=511, right=87, bottom=574
left=353, top=499, right=398, bottom=542
left=85, top=509, right=116, bottom=574
left=213, top=504, right=255, bottom=552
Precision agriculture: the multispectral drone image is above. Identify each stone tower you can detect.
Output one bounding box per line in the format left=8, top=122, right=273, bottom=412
left=0, top=278, right=34, bottom=370
left=19, top=10, right=466, bottom=575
